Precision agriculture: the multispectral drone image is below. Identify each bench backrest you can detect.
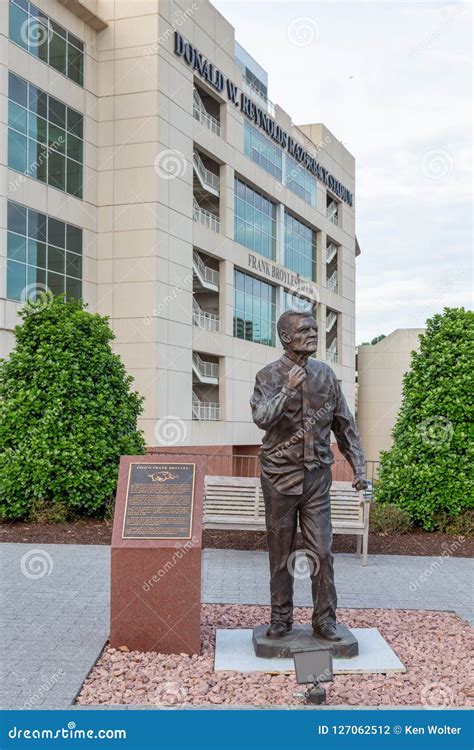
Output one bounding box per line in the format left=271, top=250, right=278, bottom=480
left=204, top=476, right=362, bottom=523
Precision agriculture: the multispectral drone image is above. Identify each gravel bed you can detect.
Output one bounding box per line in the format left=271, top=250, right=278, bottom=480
left=76, top=605, right=473, bottom=708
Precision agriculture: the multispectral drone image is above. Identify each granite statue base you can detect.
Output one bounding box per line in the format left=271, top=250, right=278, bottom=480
left=252, top=623, right=358, bottom=659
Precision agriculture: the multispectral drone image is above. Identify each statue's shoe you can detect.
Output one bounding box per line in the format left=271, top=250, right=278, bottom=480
left=266, top=622, right=292, bottom=639
left=313, top=622, right=342, bottom=641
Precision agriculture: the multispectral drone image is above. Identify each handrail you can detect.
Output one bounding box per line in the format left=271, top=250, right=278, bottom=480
left=192, top=398, right=221, bottom=421
left=193, top=351, right=219, bottom=379
left=326, top=311, right=337, bottom=332
left=326, top=340, right=338, bottom=363
left=192, top=298, right=220, bottom=331
left=193, top=250, right=219, bottom=286
left=193, top=150, right=220, bottom=193
left=327, top=272, right=338, bottom=293
left=193, top=200, right=221, bottom=232
left=326, top=242, right=338, bottom=264
left=193, top=89, right=221, bottom=137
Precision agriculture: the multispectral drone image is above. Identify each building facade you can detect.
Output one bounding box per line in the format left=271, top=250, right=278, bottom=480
left=1, top=0, right=360, bottom=449
left=357, top=329, right=424, bottom=462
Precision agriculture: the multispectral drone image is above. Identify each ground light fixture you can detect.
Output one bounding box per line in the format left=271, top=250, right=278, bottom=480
left=292, top=648, right=334, bottom=705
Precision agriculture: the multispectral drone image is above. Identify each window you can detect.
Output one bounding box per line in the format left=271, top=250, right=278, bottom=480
left=285, top=155, right=316, bottom=207
left=8, top=72, right=83, bottom=198
left=9, top=0, right=84, bottom=86
left=244, top=121, right=282, bottom=181
left=7, top=200, right=82, bottom=302
left=284, top=212, right=317, bottom=281
left=283, top=290, right=316, bottom=316
left=234, top=178, right=277, bottom=260
left=234, top=269, right=276, bottom=347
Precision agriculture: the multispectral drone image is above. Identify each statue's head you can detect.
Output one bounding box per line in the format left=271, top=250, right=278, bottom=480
left=277, top=310, right=318, bottom=356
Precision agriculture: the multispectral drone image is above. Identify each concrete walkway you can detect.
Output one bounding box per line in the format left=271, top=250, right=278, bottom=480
left=0, top=543, right=471, bottom=709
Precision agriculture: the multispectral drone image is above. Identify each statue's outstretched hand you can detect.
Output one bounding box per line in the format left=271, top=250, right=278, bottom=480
left=353, top=477, right=368, bottom=491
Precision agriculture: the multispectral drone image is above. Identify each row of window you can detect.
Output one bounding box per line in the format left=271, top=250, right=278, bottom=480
left=234, top=177, right=318, bottom=282
left=233, top=269, right=317, bottom=347
left=6, top=201, right=83, bottom=303
left=8, top=72, right=83, bottom=197
left=9, top=0, right=84, bottom=86
left=244, top=121, right=317, bottom=207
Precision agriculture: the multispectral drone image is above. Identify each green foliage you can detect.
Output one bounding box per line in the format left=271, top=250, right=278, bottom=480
left=369, top=502, right=413, bottom=534
left=433, top=511, right=474, bottom=536
left=0, top=294, right=146, bottom=520
left=374, top=308, right=474, bottom=530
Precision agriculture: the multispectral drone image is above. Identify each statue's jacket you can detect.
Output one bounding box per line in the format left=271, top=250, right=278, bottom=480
left=250, top=353, right=365, bottom=495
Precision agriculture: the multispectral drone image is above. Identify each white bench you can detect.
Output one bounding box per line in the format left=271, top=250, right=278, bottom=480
left=204, top=476, right=371, bottom=565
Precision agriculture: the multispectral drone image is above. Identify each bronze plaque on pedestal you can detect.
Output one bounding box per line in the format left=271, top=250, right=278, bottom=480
left=122, top=462, right=195, bottom=540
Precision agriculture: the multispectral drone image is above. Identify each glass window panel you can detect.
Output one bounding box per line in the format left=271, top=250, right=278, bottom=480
left=9, top=2, right=29, bottom=49
left=68, top=32, right=83, bottom=51
left=66, top=132, right=82, bottom=161
left=28, top=21, right=49, bottom=64
left=8, top=129, right=28, bottom=172
left=47, top=270, right=64, bottom=296
left=65, top=251, right=81, bottom=278
left=67, top=108, right=83, bottom=139
left=66, top=225, right=82, bottom=253
left=27, top=265, right=47, bottom=293
left=8, top=201, right=27, bottom=234
left=67, top=44, right=83, bottom=86
left=51, top=20, right=66, bottom=38
left=48, top=217, right=65, bottom=248
left=9, top=73, right=28, bottom=107
left=48, top=150, right=65, bottom=190
left=7, top=260, right=26, bottom=301
left=48, top=245, right=65, bottom=274
left=28, top=112, right=47, bottom=143
left=9, top=101, right=27, bottom=133
left=28, top=209, right=47, bottom=241
left=66, top=275, right=81, bottom=299
left=49, top=32, right=67, bottom=74
left=48, top=97, right=66, bottom=127
left=8, top=232, right=26, bottom=262
left=28, top=86, right=47, bottom=118
left=28, top=239, right=47, bottom=268
left=27, top=138, right=48, bottom=181
left=48, top=123, right=65, bottom=153
left=66, top=158, right=82, bottom=197
left=12, top=0, right=28, bottom=10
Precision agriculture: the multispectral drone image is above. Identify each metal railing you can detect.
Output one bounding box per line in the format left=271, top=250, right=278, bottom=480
left=192, top=393, right=220, bottom=421
left=192, top=298, right=220, bottom=331
left=193, top=199, right=221, bottom=232
left=326, top=203, right=339, bottom=226
left=193, top=351, right=219, bottom=380
left=192, top=249, right=219, bottom=287
left=146, top=449, right=381, bottom=484
left=326, top=242, right=338, bottom=264
left=193, top=150, right=220, bottom=194
left=242, top=76, right=276, bottom=117
left=326, top=311, right=337, bottom=332
left=193, top=88, right=221, bottom=137
left=327, top=272, right=338, bottom=293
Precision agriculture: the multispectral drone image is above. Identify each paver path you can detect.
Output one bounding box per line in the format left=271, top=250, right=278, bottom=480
left=0, top=543, right=471, bottom=709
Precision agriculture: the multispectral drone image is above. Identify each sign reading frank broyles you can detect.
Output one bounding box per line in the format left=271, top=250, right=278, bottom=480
left=122, top=462, right=195, bottom=539
left=174, top=31, right=353, bottom=207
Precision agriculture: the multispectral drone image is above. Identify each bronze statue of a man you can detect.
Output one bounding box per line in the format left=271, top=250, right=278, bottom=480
left=250, top=310, right=367, bottom=642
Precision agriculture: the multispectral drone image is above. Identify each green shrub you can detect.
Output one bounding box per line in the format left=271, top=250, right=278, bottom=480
left=370, top=502, right=413, bottom=534
left=0, top=294, right=146, bottom=520
left=374, top=308, right=474, bottom=530
left=433, top=511, right=474, bottom=536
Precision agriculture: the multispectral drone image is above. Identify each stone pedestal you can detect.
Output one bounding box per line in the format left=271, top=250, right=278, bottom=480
left=110, top=454, right=204, bottom=655
left=252, top=624, right=358, bottom=659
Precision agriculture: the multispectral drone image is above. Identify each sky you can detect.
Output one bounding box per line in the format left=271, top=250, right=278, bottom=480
left=212, top=0, right=473, bottom=343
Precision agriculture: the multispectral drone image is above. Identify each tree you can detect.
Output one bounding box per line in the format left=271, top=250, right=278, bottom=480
left=0, top=294, right=146, bottom=520
left=374, top=308, right=474, bottom=530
